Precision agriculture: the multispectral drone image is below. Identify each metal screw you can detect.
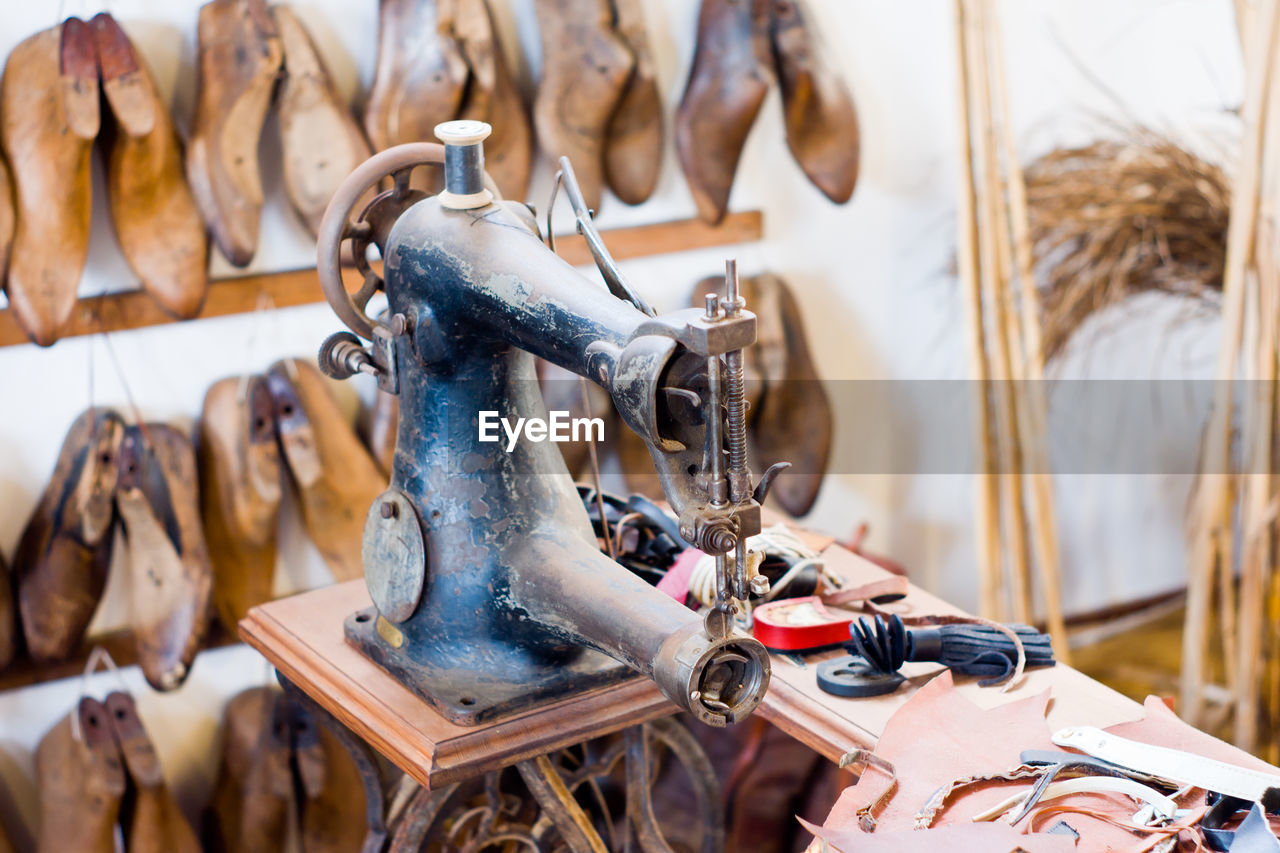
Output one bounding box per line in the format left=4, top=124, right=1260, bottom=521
left=704, top=293, right=719, bottom=321
left=380, top=501, right=398, bottom=519
left=750, top=575, right=771, bottom=597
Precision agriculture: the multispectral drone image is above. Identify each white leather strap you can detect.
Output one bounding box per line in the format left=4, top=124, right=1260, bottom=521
left=1052, top=726, right=1280, bottom=802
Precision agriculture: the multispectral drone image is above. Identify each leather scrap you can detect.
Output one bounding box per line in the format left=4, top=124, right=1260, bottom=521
left=798, top=815, right=1076, bottom=853
left=816, top=671, right=1231, bottom=852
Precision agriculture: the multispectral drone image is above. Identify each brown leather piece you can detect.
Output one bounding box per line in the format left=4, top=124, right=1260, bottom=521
left=16, top=409, right=124, bottom=662
left=0, top=550, right=14, bottom=672
left=364, top=0, right=468, bottom=154
left=36, top=699, right=126, bottom=853
left=115, top=424, right=214, bottom=691
left=105, top=692, right=201, bottom=853
left=820, top=672, right=1223, bottom=850
left=1, top=21, right=98, bottom=345
left=449, top=0, right=534, bottom=200
left=267, top=359, right=384, bottom=581
left=205, top=686, right=294, bottom=853
left=93, top=13, right=210, bottom=319
left=533, top=0, right=634, bottom=212
left=186, top=0, right=283, bottom=267
left=273, top=4, right=373, bottom=236
left=770, top=0, right=859, bottom=204
left=801, top=817, right=1076, bottom=853
left=603, top=0, right=664, bottom=205
left=676, top=0, right=771, bottom=225
left=200, top=376, right=282, bottom=630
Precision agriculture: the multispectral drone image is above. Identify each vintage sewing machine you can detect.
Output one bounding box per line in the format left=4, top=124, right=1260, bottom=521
left=313, top=121, right=778, bottom=728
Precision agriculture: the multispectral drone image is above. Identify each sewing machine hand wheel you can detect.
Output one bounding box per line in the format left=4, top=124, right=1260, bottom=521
left=315, top=142, right=502, bottom=341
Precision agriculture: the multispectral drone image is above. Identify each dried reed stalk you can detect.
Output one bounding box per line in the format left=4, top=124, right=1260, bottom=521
left=967, top=0, right=1034, bottom=625
left=989, top=7, right=1071, bottom=660
left=954, top=0, right=1002, bottom=621
left=955, top=0, right=1070, bottom=660
left=1182, top=0, right=1280, bottom=734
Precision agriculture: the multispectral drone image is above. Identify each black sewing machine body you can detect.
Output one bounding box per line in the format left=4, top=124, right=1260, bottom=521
left=317, top=124, right=771, bottom=727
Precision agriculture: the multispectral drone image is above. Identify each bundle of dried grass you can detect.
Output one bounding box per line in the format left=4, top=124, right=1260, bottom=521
left=1024, top=136, right=1230, bottom=360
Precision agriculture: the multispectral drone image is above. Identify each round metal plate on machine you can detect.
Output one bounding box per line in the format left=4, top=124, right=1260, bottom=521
left=362, top=488, right=427, bottom=624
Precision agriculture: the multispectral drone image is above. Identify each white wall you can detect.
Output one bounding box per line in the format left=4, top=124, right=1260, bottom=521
left=0, top=0, right=1241, bottom=846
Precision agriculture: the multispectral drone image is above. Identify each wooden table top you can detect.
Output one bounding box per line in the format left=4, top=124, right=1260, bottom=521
left=757, top=542, right=1145, bottom=764
left=239, top=580, right=675, bottom=788
left=240, top=523, right=1145, bottom=789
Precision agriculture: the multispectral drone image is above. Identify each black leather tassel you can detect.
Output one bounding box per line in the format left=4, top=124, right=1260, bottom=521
left=847, top=614, right=1056, bottom=687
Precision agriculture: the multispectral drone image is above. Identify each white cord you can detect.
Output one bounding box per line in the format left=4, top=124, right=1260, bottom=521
left=686, top=523, right=837, bottom=618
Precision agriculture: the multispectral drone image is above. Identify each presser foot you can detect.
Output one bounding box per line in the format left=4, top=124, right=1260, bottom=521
left=344, top=607, right=641, bottom=726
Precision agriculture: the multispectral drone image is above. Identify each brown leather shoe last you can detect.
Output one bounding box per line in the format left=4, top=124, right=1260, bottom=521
left=675, top=0, right=771, bottom=225
left=200, top=376, right=282, bottom=630
left=15, top=409, right=124, bottom=662
left=115, top=424, right=214, bottom=690
left=770, top=0, right=859, bottom=204
left=0, top=551, right=15, bottom=672
left=272, top=5, right=373, bottom=236
left=1, top=19, right=99, bottom=345
left=603, top=0, right=664, bottom=205
left=533, top=0, right=635, bottom=212
left=93, top=13, right=210, bottom=319
left=105, top=692, right=201, bottom=853
left=267, top=359, right=384, bottom=582
left=186, top=0, right=283, bottom=267
left=204, top=686, right=293, bottom=853
left=35, top=698, right=126, bottom=853
left=449, top=0, right=534, bottom=200
left=747, top=273, right=832, bottom=517
left=364, top=0, right=468, bottom=155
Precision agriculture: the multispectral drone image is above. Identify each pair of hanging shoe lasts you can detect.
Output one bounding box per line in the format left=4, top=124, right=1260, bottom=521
left=204, top=686, right=367, bottom=852
left=542, top=273, right=833, bottom=518
left=189, top=0, right=371, bottom=267
left=201, top=359, right=385, bottom=631
left=4, top=410, right=212, bottom=691
left=0, top=359, right=386, bottom=684
left=678, top=0, right=860, bottom=224
left=36, top=692, right=199, bottom=853
left=367, top=0, right=659, bottom=209
left=1, top=13, right=207, bottom=347
left=0, top=2, right=370, bottom=347
left=367, top=0, right=537, bottom=201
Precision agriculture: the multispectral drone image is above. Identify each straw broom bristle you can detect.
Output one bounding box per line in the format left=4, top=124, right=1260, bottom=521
left=1025, top=133, right=1230, bottom=360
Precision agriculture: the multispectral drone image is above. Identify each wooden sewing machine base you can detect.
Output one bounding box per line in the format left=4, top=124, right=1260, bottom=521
left=240, top=523, right=1149, bottom=851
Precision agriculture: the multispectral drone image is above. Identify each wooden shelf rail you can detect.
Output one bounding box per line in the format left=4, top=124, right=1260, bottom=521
left=0, top=622, right=239, bottom=693
left=0, top=211, right=763, bottom=349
